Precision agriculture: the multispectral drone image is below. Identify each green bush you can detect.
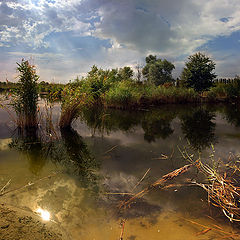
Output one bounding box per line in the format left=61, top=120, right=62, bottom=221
left=207, top=80, right=240, bottom=100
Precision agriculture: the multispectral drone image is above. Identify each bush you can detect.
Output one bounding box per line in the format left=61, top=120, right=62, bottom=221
left=207, top=79, right=240, bottom=100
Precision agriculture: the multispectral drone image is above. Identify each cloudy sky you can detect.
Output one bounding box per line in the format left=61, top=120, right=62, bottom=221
left=0, top=0, right=239, bottom=83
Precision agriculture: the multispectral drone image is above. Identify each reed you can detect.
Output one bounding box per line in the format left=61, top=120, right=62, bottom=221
left=59, top=86, right=92, bottom=128
left=11, top=59, right=39, bottom=129
left=181, top=147, right=240, bottom=222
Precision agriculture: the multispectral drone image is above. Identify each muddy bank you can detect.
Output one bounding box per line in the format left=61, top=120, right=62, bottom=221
left=0, top=204, right=64, bottom=240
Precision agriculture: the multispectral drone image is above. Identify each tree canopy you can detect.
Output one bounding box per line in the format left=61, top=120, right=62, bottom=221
left=181, top=52, right=216, bottom=92
left=142, top=55, right=175, bottom=86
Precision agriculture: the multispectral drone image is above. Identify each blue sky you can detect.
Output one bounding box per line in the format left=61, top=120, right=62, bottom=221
left=0, top=0, right=239, bottom=83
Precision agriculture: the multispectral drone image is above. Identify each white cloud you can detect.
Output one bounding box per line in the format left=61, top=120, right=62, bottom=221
left=92, top=0, right=240, bottom=56
left=0, top=0, right=91, bottom=48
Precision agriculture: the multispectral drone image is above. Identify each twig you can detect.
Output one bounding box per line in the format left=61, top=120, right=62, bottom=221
left=0, top=179, right=11, bottom=194
left=0, top=172, right=59, bottom=197
left=103, top=145, right=118, bottom=155
left=131, top=168, right=151, bottom=192
left=120, top=163, right=194, bottom=209
left=183, top=218, right=239, bottom=237
left=105, top=193, right=134, bottom=195
left=119, top=219, right=126, bottom=240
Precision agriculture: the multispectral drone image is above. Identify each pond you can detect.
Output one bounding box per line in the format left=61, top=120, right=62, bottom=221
left=1, top=100, right=240, bottom=239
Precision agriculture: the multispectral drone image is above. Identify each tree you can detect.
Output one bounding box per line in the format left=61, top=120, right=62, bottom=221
left=181, top=52, right=216, bottom=92
left=142, top=55, right=175, bottom=86
left=118, top=66, right=134, bottom=80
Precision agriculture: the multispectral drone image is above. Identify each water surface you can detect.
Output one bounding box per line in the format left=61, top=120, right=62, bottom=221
left=1, top=101, right=240, bottom=239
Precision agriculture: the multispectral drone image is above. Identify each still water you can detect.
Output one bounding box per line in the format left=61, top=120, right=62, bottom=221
left=1, top=102, right=240, bottom=239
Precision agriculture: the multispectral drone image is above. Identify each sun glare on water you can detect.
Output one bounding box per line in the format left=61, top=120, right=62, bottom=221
left=36, top=208, right=51, bottom=221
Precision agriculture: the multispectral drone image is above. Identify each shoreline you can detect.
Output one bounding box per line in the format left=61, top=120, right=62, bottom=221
left=0, top=203, right=68, bottom=240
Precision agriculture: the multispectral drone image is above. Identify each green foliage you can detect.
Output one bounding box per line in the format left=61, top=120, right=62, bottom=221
left=206, top=84, right=227, bottom=99
left=207, top=77, right=240, bottom=100
left=142, top=55, right=175, bottom=86
left=104, top=80, right=135, bottom=106
left=0, top=81, right=18, bottom=92
left=38, top=81, right=64, bottom=100
left=104, top=80, right=199, bottom=108
left=181, top=52, right=216, bottom=92
left=69, top=65, right=134, bottom=104
left=11, top=60, right=39, bottom=128
left=59, top=85, right=93, bottom=128
left=118, top=66, right=134, bottom=80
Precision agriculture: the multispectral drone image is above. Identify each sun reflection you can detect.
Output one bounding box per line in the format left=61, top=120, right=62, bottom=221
left=36, top=208, right=50, bottom=221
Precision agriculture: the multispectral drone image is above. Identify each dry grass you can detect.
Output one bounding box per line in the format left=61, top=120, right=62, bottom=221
left=59, top=92, right=89, bottom=128
left=180, top=148, right=240, bottom=222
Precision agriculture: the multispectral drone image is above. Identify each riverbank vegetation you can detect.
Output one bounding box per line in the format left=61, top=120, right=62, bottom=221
left=1, top=52, right=240, bottom=129
left=63, top=52, right=240, bottom=113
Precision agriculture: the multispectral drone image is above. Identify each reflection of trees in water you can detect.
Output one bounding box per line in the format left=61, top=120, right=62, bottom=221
left=80, top=106, right=141, bottom=134
left=60, top=127, right=100, bottom=191
left=180, top=108, right=216, bottom=150
left=81, top=105, right=219, bottom=148
left=9, top=127, right=100, bottom=192
left=142, top=119, right=174, bottom=142
left=9, top=128, right=47, bottom=175
left=141, top=109, right=177, bottom=142
left=81, top=106, right=177, bottom=141
left=222, top=105, right=240, bottom=127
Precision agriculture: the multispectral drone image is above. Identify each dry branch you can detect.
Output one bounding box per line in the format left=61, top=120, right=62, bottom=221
left=119, top=163, right=193, bottom=209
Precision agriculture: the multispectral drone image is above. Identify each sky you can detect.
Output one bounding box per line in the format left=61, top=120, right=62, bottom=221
left=0, top=0, right=239, bottom=83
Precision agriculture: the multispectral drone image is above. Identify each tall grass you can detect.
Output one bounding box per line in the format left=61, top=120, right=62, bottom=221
left=206, top=78, right=240, bottom=101
left=11, top=60, right=39, bottom=128
left=103, top=81, right=199, bottom=108
left=59, top=86, right=92, bottom=128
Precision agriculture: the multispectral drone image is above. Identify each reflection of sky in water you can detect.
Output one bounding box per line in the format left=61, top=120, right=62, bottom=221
left=0, top=102, right=240, bottom=238
left=36, top=208, right=51, bottom=221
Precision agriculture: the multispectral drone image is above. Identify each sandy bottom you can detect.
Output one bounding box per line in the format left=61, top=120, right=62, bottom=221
left=0, top=204, right=63, bottom=240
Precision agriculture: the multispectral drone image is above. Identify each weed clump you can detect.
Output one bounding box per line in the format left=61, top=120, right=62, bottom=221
left=59, top=86, right=92, bottom=128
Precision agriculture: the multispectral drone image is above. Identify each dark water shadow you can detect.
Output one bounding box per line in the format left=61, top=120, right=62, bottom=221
left=9, top=126, right=101, bottom=193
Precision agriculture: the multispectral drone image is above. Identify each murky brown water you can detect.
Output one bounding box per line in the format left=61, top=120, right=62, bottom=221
left=1, top=98, right=240, bottom=239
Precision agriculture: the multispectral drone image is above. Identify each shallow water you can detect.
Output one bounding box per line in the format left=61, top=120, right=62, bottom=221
left=1, top=101, right=240, bottom=239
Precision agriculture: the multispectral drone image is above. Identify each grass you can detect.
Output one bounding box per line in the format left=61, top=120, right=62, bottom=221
left=103, top=81, right=200, bottom=108
left=10, top=60, right=39, bottom=129
left=206, top=78, right=240, bottom=101
left=180, top=146, right=240, bottom=222
left=59, top=86, right=93, bottom=128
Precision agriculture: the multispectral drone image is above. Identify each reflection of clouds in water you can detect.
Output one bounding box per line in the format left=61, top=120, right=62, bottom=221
left=103, top=171, right=138, bottom=193
left=0, top=138, right=11, bottom=151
